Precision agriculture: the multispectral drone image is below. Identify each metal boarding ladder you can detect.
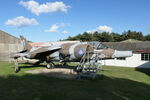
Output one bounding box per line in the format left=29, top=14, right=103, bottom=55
left=76, top=51, right=102, bottom=79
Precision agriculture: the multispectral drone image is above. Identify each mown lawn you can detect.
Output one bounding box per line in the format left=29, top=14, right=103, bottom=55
left=0, top=62, right=150, bottom=100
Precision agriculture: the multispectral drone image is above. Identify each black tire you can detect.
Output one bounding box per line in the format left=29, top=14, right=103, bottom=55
left=15, top=67, right=20, bottom=73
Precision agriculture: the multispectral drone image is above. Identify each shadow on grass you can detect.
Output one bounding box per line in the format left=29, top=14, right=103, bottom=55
left=135, top=62, right=150, bottom=77
left=54, top=64, right=77, bottom=69
left=18, top=64, right=77, bottom=72
left=135, top=68, right=150, bottom=76
left=0, top=74, right=150, bottom=100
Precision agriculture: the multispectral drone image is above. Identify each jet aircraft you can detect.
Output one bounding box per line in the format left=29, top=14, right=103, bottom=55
left=12, top=36, right=132, bottom=73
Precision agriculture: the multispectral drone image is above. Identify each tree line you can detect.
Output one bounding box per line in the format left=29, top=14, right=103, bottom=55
left=66, top=30, right=150, bottom=42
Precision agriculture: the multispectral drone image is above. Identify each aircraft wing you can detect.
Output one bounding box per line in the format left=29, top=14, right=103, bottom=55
left=29, top=45, right=61, bottom=59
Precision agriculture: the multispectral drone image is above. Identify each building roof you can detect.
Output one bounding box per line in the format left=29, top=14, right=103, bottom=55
left=0, top=30, right=20, bottom=44
left=103, top=41, right=150, bottom=53
left=0, top=30, right=19, bottom=40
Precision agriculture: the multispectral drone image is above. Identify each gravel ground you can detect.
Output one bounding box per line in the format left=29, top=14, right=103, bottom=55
left=26, top=68, right=77, bottom=79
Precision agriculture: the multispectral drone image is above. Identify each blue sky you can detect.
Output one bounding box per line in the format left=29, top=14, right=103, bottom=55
left=0, top=0, right=150, bottom=42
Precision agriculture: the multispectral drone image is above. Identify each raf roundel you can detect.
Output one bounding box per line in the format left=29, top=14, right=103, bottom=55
left=77, top=48, right=85, bottom=57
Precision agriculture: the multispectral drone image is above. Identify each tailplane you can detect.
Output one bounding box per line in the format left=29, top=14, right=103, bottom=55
left=20, top=36, right=32, bottom=52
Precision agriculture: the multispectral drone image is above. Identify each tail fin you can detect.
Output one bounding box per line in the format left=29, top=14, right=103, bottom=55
left=20, top=36, right=32, bottom=52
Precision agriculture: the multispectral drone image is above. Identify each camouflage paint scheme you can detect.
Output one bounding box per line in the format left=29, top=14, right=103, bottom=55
left=13, top=36, right=132, bottom=72
left=99, top=48, right=115, bottom=58
left=15, top=36, right=132, bottom=62
left=56, top=43, right=94, bottom=62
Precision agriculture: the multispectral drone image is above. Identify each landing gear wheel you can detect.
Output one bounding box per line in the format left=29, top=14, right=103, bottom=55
left=46, top=63, right=54, bottom=69
left=15, top=66, right=20, bottom=73
left=14, top=60, right=20, bottom=73
left=51, top=63, right=54, bottom=68
left=47, top=64, right=51, bottom=69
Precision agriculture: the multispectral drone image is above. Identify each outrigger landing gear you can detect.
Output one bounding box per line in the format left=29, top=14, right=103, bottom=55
left=15, top=66, right=20, bottom=73
left=14, top=59, right=20, bottom=73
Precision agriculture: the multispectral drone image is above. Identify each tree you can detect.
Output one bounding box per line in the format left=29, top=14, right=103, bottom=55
left=80, top=32, right=92, bottom=41
left=102, top=32, right=113, bottom=42
left=122, top=30, right=144, bottom=40
left=65, top=30, right=147, bottom=42
left=111, top=32, right=123, bottom=42
left=145, top=34, right=150, bottom=41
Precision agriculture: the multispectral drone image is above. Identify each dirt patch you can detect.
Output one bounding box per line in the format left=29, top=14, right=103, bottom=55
left=26, top=68, right=77, bottom=79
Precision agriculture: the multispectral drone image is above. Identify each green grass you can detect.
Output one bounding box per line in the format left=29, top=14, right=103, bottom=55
left=0, top=62, right=150, bottom=100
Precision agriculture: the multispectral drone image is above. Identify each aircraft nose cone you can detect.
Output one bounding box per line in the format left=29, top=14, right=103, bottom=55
left=112, top=50, right=133, bottom=58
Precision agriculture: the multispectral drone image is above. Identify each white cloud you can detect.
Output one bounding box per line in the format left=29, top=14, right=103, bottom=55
left=19, top=0, right=71, bottom=16
left=44, top=24, right=59, bottom=32
left=62, top=30, right=69, bottom=34
left=44, top=23, right=66, bottom=32
left=5, top=16, right=39, bottom=27
left=97, top=26, right=112, bottom=33
left=87, top=25, right=113, bottom=33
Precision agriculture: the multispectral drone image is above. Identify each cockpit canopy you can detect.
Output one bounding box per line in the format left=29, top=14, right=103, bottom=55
left=87, top=41, right=108, bottom=50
